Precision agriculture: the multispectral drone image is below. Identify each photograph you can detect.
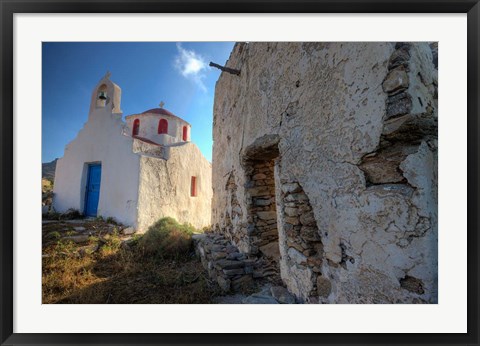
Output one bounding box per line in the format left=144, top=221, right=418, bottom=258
left=41, top=41, right=438, bottom=305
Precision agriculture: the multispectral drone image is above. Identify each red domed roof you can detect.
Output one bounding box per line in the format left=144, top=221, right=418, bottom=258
left=141, top=107, right=176, bottom=117
left=125, top=107, right=191, bottom=126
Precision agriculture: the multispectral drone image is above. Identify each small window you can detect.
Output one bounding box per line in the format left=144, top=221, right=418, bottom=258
left=183, top=126, right=188, bottom=141
left=158, top=119, right=168, bottom=134
left=190, top=176, right=197, bottom=197
left=132, top=119, right=140, bottom=136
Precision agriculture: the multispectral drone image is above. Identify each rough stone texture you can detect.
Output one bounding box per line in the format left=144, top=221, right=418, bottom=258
left=270, top=286, right=296, bottom=304
left=358, top=144, right=418, bottom=185
left=193, top=232, right=254, bottom=293
left=259, top=241, right=280, bottom=259
left=242, top=294, right=279, bottom=304
left=214, top=284, right=299, bottom=304
left=400, top=275, right=425, bottom=294
left=242, top=158, right=282, bottom=279
left=385, top=43, right=438, bottom=120
left=212, top=42, right=437, bottom=303
left=386, top=91, right=412, bottom=119
left=316, top=276, right=332, bottom=298
left=122, top=226, right=136, bottom=235
left=382, top=66, right=409, bottom=94
left=429, top=42, right=438, bottom=69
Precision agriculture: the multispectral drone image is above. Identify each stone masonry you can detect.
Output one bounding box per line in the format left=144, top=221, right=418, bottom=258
left=245, top=159, right=280, bottom=279
left=193, top=233, right=255, bottom=292
left=211, top=42, right=438, bottom=303
left=278, top=181, right=325, bottom=299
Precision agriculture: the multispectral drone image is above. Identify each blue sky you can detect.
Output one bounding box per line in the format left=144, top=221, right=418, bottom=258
left=42, top=42, right=235, bottom=163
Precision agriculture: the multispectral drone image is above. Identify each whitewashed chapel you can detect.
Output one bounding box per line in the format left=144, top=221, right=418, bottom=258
left=53, top=73, right=212, bottom=232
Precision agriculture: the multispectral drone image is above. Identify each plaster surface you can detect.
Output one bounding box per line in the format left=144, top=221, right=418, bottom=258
left=211, top=42, right=438, bottom=303
left=53, top=76, right=212, bottom=233
left=53, top=77, right=140, bottom=226
left=137, top=142, right=212, bottom=232
left=125, top=112, right=191, bottom=145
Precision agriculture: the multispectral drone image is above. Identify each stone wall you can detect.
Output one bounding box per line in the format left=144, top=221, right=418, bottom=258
left=193, top=233, right=254, bottom=292
left=244, top=159, right=280, bottom=279
left=211, top=42, right=438, bottom=303
left=277, top=181, right=325, bottom=300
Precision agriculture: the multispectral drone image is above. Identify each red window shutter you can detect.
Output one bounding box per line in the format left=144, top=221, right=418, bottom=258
left=183, top=126, right=188, bottom=141
left=158, top=119, right=168, bottom=134
left=132, top=119, right=140, bottom=136
left=191, top=176, right=197, bottom=197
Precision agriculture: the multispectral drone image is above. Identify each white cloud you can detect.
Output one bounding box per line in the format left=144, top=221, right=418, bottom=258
left=174, top=43, right=207, bottom=92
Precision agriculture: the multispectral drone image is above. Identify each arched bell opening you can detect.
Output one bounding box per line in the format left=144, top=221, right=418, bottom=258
left=96, top=84, right=108, bottom=108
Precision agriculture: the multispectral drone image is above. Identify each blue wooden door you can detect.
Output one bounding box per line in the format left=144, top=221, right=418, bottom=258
left=85, top=164, right=102, bottom=217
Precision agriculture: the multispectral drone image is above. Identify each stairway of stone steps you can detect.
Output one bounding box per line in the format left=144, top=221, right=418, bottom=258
left=193, top=231, right=297, bottom=303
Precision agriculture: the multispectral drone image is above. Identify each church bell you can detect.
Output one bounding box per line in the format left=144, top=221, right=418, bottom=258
left=98, top=91, right=107, bottom=100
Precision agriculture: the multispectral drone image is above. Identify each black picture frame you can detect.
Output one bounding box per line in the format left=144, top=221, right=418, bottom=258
left=1, top=1, right=478, bottom=345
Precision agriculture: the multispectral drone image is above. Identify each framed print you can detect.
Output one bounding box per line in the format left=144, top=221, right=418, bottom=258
left=1, top=0, right=479, bottom=345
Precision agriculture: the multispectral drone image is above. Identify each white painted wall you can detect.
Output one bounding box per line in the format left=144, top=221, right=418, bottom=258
left=53, top=77, right=141, bottom=226
left=136, top=142, right=212, bottom=232
left=53, top=77, right=209, bottom=231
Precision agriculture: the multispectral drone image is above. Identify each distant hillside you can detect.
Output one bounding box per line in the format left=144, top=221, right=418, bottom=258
left=42, top=159, right=57, bottom=182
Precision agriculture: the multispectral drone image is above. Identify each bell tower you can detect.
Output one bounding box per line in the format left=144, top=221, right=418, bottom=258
left=89, top=71, right=122, bottom=117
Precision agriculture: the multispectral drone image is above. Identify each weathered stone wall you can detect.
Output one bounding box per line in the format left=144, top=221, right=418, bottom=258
left=244, top=159, right=280, bottom=278
left=137, top=142, right=212, bottom=232
left=193, top=233, right=254, bottom=292
left=211, top=42, right=438, bottom=303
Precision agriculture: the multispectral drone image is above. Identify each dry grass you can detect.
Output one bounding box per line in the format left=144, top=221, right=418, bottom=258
left=42, top=218, right=220, bottom=304
left=42, top=178, right=53, bottom=193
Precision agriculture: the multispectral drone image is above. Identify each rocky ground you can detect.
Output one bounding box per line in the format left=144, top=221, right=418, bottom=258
left=193, top=232, right=299, bottom=304
left=213, top=284, right=296, bottom=304
left=42, top=218, right=134, bottom=250
left=42, top=217, right=219, bottom=304
left=42, top=217, right=298, bottom=304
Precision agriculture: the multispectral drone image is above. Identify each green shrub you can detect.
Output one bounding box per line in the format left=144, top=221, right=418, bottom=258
left=46, top=231, right=61, bottom=240
left=106, top=216, right=118, bottom=225
left=46, top=210, right=61, bottom=220
left=125, top=233, right=143, bottom=248
left=59, top=208, right=83, bottom=220
left=137, top=217, right=196, bottom=258
left=105, top=232, right=122, bottom=250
